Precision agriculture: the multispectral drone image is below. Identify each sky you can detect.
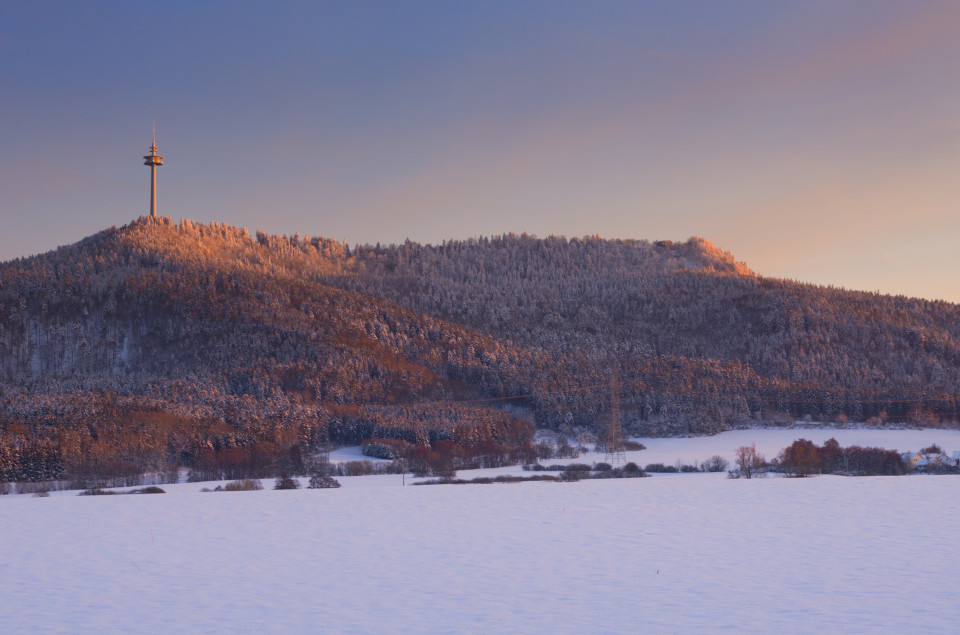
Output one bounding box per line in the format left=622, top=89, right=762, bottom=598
left=1, top=1, right=958, bottom=302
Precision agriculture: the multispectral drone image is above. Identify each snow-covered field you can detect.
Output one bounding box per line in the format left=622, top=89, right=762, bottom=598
left=2, top=429, right=959, bottom=633
left=632, top=427, right=960, bottom=467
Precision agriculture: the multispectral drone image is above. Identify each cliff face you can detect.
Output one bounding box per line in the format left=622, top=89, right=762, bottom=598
left=2, top=216, right=959, bottom=439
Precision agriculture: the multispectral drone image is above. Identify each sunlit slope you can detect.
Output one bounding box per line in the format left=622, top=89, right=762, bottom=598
left=0, top=218, right=537, bottom=443
left=2, top=216, right=959, bottom=436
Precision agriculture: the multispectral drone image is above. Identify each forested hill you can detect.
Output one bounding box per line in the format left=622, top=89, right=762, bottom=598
left=2, top=216, right=960, bottom=450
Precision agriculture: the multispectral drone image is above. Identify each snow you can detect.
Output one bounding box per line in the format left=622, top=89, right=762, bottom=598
left=2, top=429, right=959, bottom=633
left=629, top=427, right=960, bottom=467
left=328, top=444, right=390, bottom=463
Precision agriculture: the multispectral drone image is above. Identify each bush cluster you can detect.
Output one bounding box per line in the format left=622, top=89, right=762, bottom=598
left=131, top=486, right=166, bottom=494
left=308, top=473, right=341, bottom=489
left=274, top=475, right=302, bottom=490
left=202, top=478, right=264, bottom=492
left=645, top=456, right=729, bottom=473
left=644, top=463, right=679, bottom=473
left=77, top=486, right=165, bottom=495
left=78, top=488, right=120, bottom=495
left=775, top=438, right=907, bottom=476
left=415, top=474, right=562, bottom=486
left=361, top=438, right=414, bottom=460
left=544, top=462, right=646, bottom=481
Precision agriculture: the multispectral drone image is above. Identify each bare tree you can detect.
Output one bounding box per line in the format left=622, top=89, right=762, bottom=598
left=701, top=455, right=729, bottom=473
left=735, top=444, right=764, bottom=479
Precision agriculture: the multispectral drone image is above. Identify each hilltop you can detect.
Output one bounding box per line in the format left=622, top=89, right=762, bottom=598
left=1, top=216, right=959, bottom=482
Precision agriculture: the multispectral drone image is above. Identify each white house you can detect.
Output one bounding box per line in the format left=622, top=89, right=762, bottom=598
left=905, top=451, right=955, bottom=472
left=902, top=452, right=926, bottom=469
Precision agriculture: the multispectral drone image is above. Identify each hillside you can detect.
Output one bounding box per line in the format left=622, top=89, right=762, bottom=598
left=321, top=231, right=960, bottom=432
left=2, top=216, right=959, bottom=482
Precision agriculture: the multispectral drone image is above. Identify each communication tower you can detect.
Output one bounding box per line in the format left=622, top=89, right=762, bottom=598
left=143, top=124, right=163, bottom=217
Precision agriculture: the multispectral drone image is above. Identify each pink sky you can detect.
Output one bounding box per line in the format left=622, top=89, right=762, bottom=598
left=1, top=1, right=958, bottom=301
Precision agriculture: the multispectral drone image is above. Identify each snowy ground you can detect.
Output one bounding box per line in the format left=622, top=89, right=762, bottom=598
left=2, top=429, right=959, bottom=633
left=630, top=427, right=960, bottom=467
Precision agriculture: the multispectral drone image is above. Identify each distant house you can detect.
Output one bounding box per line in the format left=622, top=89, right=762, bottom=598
left=905, top=451, right=955, bottom=472
left=927, top=453, right=953, bottom=470
left=902, top=452, right=926, bottom=470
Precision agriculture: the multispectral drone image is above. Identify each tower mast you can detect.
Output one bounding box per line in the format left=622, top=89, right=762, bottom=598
left=143, top=124, right=163, bottom=217
left=605, top=365, right=626, bottom=466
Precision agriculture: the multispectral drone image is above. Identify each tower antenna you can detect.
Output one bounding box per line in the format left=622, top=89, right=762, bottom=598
left=143, top=124, right=164, bottom=217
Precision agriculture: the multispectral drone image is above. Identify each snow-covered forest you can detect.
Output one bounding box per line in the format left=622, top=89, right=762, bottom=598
left=2, top=216, right=960, bottom=484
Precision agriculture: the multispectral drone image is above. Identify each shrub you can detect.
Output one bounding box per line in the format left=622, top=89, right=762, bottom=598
left=839, top=445, right=906, bottom=475
left=343, top=461, right=375, bottom=477
left=594, top=462, right=613, bottom=472
left=559, top=464, right=591, bottom=481
left=33, top=490, right=50, bottom=497
left=530, top=475, right=561, bottom=482
left=622, top=462, right=644, bottom=476
left=130, top=486, right=166, bottom=494
left=223, top=479, right=263, bottom=492
left=535, top=440, right=555, bottom=460
left=591, top=468, right=618, bottom=479
left=274, top=475, right=302, bottom=490
left=0, top=482, right=10, bottom=495
left=622, top=440, right=646, bottom=451
left=429, top=441, right=461, bottom=477
left=466, top=439, right=511, bottom=468
left=308, top=473, right=341, bottom=489
left=772, top=439, right=907, bottom=476
left=406, top=446, right=433, bottom=477
left=679, top=464, right=700, bottom=473
left=17, top=480, right=69, bottom=495
left=306, top=457, right=336, bottom=476
left=645, top=463, right=677, bottom=473
left=701, top=456, right=729, bottom=472
left=78, top=488, right=119, bottom=496
left=413, top=474, right=562, bottom=486
left=778, top=439, right=820, bottom=477
left=554, top=436, right=578, bottom=458
left=361, top=438, right=413, bottom=460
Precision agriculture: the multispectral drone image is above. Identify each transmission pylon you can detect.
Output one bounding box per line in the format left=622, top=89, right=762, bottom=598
left=605, top=371, right=626, bottom=465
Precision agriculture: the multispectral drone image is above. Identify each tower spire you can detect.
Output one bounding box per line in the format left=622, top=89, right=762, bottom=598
left=143, top=125, right=163, bottom=217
